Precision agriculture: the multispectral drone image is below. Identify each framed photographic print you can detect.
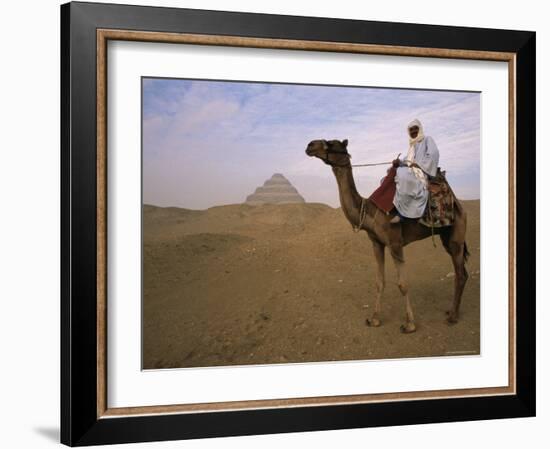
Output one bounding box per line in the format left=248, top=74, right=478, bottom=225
left=60, top=1, right=536, bottom=446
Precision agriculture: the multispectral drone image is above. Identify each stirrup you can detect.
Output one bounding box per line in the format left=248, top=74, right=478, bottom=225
left=389, top=215, right=401, bottom=224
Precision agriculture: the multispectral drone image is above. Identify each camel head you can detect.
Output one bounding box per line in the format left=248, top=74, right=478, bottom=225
left=305, top=139, right=350, bottom=167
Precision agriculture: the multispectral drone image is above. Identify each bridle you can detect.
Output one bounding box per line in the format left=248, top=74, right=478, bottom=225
left=320, top=140, right=352, bottom=168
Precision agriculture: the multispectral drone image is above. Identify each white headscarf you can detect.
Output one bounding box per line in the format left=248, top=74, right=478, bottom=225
left=407, top=118, right=425, bottom=148
left=405, top=119, right=427, bottom=185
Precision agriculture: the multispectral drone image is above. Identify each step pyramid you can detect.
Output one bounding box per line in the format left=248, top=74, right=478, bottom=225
left=245, top=173, right=305, bottom=205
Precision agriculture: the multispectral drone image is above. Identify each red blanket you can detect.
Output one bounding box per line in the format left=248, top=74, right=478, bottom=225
left=369, top=166, right=397, bottom=214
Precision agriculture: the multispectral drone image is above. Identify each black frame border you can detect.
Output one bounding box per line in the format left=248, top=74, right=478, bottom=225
left=61, top=2, right=535, bottom=446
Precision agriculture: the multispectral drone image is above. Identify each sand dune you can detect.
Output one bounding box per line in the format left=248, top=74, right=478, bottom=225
left=143, top=201, right=480, bottom=369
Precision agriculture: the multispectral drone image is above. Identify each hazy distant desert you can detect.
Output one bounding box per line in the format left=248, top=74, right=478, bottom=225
left=143, top=201, right=480, bottom=369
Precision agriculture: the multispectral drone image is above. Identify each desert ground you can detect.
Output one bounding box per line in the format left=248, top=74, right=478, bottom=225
left=143, top=201, right=480, bottom=369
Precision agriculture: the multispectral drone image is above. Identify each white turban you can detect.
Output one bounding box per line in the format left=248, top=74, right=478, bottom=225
left=407, top=119, right=425, bottom=146
left=405, top=119, right=427, bottom=184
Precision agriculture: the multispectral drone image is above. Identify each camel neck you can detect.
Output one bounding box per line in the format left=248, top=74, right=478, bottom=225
left=332, top=165, right=368, bottom=227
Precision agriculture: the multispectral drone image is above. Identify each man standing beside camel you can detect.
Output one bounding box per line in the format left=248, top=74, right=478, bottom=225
left=389, top=119, right=440, bottom=223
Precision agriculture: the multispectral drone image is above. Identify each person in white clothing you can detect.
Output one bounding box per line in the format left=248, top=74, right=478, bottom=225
left=389, top=119, right=440, bottom=224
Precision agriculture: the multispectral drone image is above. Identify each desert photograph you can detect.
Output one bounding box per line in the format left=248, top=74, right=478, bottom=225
left=142, top=78, right=481, bottom=369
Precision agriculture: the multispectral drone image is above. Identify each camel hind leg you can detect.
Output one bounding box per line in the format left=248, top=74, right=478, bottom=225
left=440, top=228, right=469, bottom=324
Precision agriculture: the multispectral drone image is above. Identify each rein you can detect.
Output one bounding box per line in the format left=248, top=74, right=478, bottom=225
left=352, top=153, right=401, bottom=168
left=352, top=161, right=394, bottom=168
left=321, top=141, right=401, bottom=169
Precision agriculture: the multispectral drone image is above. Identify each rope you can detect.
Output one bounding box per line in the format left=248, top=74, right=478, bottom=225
left=353, top=198, right=368, bottom=233
left=352, top=153, right=401, bottom=168
left=351, top=161, right=393, bottom=168
left=427, top=192, right=437, bottom=248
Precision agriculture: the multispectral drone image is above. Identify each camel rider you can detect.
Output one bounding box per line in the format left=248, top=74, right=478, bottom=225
left=389, top=119, right=440, bottom=224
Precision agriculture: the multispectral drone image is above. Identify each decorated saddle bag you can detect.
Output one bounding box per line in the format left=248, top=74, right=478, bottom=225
left=419, top=168, right=455, bottom=228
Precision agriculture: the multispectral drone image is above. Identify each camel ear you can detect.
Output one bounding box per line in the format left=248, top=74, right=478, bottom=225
left=342, top=139, right=348, bottom=148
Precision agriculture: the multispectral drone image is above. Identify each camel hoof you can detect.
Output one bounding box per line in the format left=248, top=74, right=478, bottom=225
left=446, top=315, right=458, bottom=325
left=445, top=311, right=459, bottom=324
left=366, top=317, right=381, bottom=327
left=400, top=322, right=416, bottom=334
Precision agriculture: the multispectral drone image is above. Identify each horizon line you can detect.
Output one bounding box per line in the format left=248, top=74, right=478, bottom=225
left=143, top=199, right=481, bottom=212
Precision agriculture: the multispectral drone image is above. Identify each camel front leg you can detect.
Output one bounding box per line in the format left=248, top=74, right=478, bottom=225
left=390, top=245, right=416, bottom=333
left=366, top=240, right=385, bottom=327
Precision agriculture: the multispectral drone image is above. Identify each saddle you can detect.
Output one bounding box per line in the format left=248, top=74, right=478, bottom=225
left=419, top=168, right=455, bottom=228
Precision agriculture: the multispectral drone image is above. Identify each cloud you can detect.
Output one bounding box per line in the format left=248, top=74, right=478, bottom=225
left=143, top=78, right=480, bottom=208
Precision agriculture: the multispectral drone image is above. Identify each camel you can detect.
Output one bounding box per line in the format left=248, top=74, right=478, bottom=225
left=305, top=138, right=469, bottom=333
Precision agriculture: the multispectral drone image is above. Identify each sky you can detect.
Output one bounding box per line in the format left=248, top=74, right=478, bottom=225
left=143, top=78, right=480, bottom=209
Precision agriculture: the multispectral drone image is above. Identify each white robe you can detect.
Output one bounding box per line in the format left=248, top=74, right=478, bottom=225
left=393, top=135, right=440, bottom=218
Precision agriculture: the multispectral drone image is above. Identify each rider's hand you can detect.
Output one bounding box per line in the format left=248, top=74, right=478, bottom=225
left=392, top=158, right=401, bottom=168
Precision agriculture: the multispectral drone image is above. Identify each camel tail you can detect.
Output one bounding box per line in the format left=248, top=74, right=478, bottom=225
left=463, top=242, right=470, bottom=263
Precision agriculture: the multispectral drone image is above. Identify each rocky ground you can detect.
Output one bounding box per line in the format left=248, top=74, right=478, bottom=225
left=142, top=201, right=480, bottom=369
